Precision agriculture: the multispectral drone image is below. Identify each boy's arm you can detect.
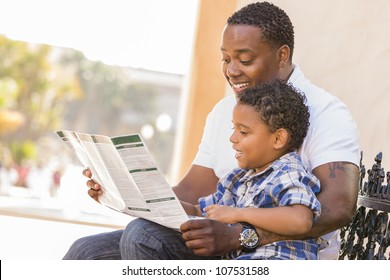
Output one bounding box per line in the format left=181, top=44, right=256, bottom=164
left=256, top=162, right=359, bottom=245
left=206, top=204, right=314, bottom=236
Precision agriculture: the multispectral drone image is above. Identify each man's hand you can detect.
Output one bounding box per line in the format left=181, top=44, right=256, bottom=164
left=83, top=168, right=103, bottom=202
left=180, top=219, right=241, bottom=256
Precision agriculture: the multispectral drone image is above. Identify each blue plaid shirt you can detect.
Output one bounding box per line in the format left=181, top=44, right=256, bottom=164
left=198, top=152, right=324, bottom=260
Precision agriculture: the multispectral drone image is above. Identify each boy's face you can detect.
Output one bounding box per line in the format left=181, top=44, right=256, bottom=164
left=230, top=103, right=278, bottom=173
left=220, top=24, right=282, bottom=97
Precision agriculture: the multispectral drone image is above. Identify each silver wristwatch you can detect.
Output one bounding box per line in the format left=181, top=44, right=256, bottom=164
left=239, top=223, right=259, bottom=252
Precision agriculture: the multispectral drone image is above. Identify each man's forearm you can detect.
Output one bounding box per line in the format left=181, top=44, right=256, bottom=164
left=181, top=201, right=202, bottom=216
left=255, top=227, right=313, bottom=246
left=255, top=215, right=343, bottom=246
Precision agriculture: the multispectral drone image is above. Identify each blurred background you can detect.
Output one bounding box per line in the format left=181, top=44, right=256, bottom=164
left=0, top=0, right=200, bottom=259
left=1, top=0, right=390, bottom=259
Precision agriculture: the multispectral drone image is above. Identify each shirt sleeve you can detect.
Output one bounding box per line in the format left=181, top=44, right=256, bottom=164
left=192, top=104, right=217, bottom=169
left=269, top=171, right=322, bottom=222
left=198, top=193, right=217, bottom=217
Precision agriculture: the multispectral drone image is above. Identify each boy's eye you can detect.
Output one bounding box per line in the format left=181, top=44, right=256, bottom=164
left=240, top=131, right=248, bottom=135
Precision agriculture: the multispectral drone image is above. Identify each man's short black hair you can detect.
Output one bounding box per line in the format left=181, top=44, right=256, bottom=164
left=227, top=1, right=295, bottom=60
left=237, top=80, right=309, bottom=151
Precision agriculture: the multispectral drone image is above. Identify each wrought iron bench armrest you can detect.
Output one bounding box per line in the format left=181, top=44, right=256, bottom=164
left=338, top=152, right=390, bottom=260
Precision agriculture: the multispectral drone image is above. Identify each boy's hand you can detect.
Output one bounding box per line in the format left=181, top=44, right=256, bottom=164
left=204, top=204, right=238, bottom=224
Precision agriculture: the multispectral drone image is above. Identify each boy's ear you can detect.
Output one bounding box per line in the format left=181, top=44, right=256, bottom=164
left=273, top=128, right=289, bottom=150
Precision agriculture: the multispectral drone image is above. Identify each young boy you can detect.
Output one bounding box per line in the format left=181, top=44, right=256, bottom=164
left=182, top=80, right=324, bottom=259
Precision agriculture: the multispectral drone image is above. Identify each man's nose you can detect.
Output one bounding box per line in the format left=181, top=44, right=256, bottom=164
left=226, top=62, right=241, bottom=78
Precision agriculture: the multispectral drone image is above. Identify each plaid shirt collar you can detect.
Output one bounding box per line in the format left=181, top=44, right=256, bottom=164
left=237, top=152, right=301, bottom=183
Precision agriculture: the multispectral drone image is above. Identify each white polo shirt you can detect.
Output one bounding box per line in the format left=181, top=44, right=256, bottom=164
left=193, top=65, right=360, bottom=259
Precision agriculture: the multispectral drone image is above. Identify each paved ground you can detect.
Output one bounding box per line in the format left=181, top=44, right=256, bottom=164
left=0, top=215, right=118, bottom=259
left=0, top=194, right=132, bottom=260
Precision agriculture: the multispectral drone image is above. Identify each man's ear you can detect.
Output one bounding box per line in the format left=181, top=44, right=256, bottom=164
left=277, top=44, right=291, bottom=68
left=273, top=128, right=290, bottom=150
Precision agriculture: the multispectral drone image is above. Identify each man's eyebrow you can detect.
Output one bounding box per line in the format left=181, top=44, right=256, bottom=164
left=220, top=47, right=254, bottom=54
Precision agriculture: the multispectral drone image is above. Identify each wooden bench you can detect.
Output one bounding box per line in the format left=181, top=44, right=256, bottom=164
left=338, top=152, right=390, bottom=260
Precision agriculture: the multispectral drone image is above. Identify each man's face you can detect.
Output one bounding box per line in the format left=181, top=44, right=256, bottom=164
left=220, top=24, right=282, bottom=96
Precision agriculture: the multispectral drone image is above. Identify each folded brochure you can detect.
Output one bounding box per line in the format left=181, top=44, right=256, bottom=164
left=56, top=130, right=189, bottom=229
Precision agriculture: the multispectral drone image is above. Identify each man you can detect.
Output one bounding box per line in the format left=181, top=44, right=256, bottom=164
left=64, top=1, right=360, bottom=260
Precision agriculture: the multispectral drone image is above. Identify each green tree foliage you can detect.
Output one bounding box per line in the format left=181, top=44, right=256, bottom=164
left=58, top=49, right=158, bottom=136
left=0, top=35, right=81, bottom=164
left=0, top=35, right=172, bottom=173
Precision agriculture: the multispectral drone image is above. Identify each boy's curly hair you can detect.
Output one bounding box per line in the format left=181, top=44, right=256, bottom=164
left=238, top=80, right=309, bottom=151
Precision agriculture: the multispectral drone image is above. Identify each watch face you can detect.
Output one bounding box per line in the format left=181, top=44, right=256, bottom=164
left=241, top=228, right=259, bottom=248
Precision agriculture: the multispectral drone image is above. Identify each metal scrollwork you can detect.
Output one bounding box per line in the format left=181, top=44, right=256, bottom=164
left=339, top=152, right=390, bottom=260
